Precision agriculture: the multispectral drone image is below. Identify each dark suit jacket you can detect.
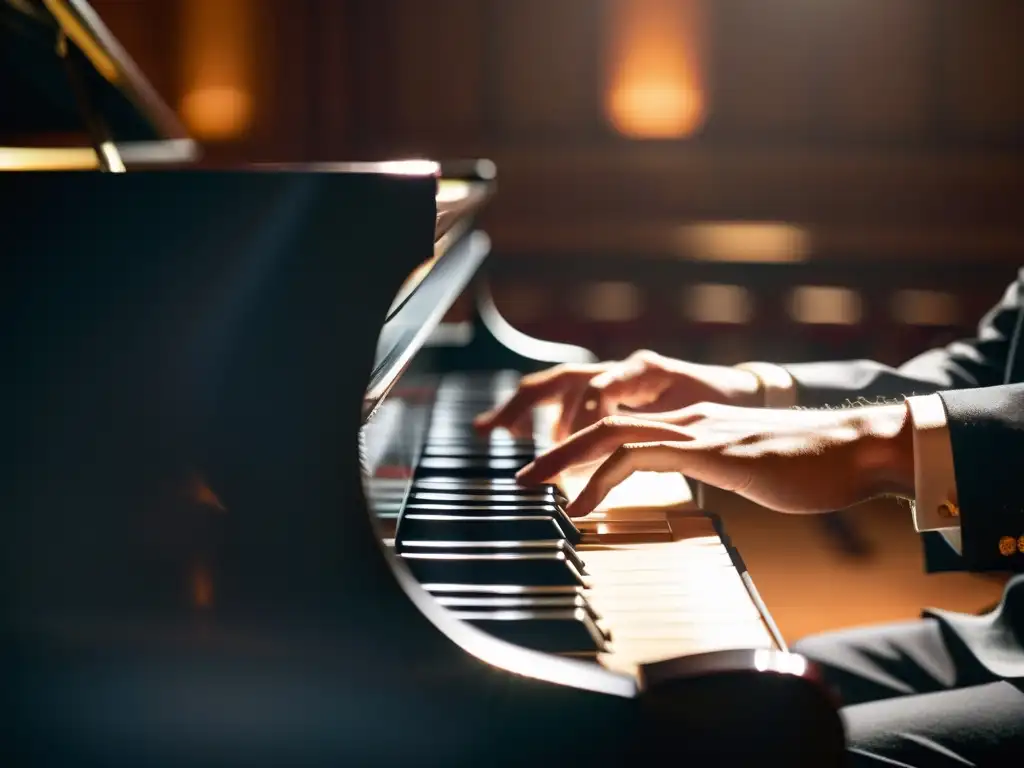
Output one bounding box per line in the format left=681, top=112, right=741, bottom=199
left=781, top=267, right=1024, bottom=575
left=781, top=269, right=1024, bottom=679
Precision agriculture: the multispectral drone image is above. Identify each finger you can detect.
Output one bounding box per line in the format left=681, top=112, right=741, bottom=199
left=628, top=402, right=760, bottom=428
left=515, top=417, right=691, bottom=485
left=617, top=391, right=680, bottom=414
left=587, top=357, right=658, bottom=408
left=567, top=357, right=675, bottom=435
left=561, top=384, right=614, bottom=439
left=558, top=358, right=636, bottom=438
left=473, top=365, right=601, bottom=433
left=555, top=384, right=591, bottom=441
left=564, top=441, right=689, bottom=517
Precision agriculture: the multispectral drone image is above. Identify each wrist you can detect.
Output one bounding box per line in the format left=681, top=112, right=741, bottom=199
left=849, top=403, right=915, bottom=498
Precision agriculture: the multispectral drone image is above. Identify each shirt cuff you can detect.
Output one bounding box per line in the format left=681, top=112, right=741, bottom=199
left=734, top=362, right=798, bottom=408
left=905, top=393, right=962, bottom=553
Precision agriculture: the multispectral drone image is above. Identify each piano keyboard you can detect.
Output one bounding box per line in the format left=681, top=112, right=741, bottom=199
left=392, top=372, right=781, bottom=676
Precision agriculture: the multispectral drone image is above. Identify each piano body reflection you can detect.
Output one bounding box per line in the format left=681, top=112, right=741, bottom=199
left=2, top=1, right=845, bottom=765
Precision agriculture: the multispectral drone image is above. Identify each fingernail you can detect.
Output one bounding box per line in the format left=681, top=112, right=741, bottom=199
left=515, top=464, right=533, bottom=481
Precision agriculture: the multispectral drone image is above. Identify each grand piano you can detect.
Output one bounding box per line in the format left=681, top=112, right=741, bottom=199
left=2, top=1, right=846, bottom=764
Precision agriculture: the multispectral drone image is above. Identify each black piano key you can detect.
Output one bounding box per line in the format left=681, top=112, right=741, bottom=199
left=403, top=503, right=580, bottom=546
left=398, top=551, right=585, bottom=588
left=412, top=482, right=569, bottom=506
left=398, top=535, right=587, bottom=575
left=435, top=593, right=589, bottom=612
left=424, top=584, right=583, bottom=598
left=413, top=477, right=565, bottom=497
left=437, top=594, right=605, bottom=634
left=416, top=456, right=526, bottom=477
left=420, top=445, right=537, bottom=460
left=423, top=433, right=533, bottom=443
left=410, top=491, right=560, bottom=505
left=452, top=609, right=607, bottom=655
left=424, top=439, right=551, bottom=454
left=422, top=447, right=536, bottom=456
left=396, top=514, right=567, bottom=544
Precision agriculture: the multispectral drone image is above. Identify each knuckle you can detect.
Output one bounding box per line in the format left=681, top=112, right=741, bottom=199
left=518, top=370, right=547, bottom=389
left=597, top=414, right=634, bottom=432
left=629, top=349, right=665, bottom=371
left=629, top=348, right=657, bottom=363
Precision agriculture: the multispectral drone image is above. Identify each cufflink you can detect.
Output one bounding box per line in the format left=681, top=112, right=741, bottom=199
left=999, top=536, right=1018, bottom=556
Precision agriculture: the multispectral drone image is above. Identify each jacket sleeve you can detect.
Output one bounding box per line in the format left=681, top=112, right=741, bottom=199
left=781, top=269, right=1024, bottom=408
left=935, top=383, right=1024, bottom=573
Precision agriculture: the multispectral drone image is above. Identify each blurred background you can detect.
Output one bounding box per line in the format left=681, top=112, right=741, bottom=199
left=87, top=0, right=1021, bottom=642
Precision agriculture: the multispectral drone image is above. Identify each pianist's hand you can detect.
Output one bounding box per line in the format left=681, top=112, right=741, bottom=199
left=473, top=350, right=763, bottom=440
left=515, top=402, right=915, bottom=517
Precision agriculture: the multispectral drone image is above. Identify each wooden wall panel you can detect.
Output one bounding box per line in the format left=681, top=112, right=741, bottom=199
left=238, top=0, right=316, bottom=161
left=938, top=0, right=1024, bottom=140
left=490, top=0, right=602, bottom=140
left=310, top=0, right=352, bottom=159
left=93, top=0, right=317, bottom=164
left=815, top=0, right=933, bottom=140
left=379, top=0, right=487, bottom=150
left=90, top=0, right=178, bottom=101
left=709, top=0, right=820, bottom=139
left=337, top=0, right=488, bottom=156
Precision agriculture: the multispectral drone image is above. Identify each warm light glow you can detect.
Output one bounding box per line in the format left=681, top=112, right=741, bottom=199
left=754, top=649, right=808, bottom=677
left=891, top=289, right=960, bottom=326
left=789, top=286, right=863, bottom=325
left=676, top=222, right=811, bottom=263
left=180, top=87, right=253, bottom=142
left=179, top=0, right=254, bottom=140
left=379, top=159, right=443, bottom=177
left=604, top=0, right=708, bottom=139
left=577, top=281, right=642, bottom=322
left=0, top=146, right=99, bottom=170
left=559, top=470, right=692, bottom=516
left=684, top=284, right=754, bottom=324
left=192, top=565, right=214, bottom=608
left=0, top=141, right=199, bottom=171
left=436, top=180, right=472, bottom=204
left=188, top=472, right=225, bottom=511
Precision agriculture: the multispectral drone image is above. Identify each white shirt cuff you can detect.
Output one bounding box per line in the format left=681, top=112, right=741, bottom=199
left=905, top=393, right=962, bottom=553
left=734, top=362, right=798, bottom=408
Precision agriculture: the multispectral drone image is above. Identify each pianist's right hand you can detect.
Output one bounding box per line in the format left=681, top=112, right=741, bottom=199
left=474, top=350, right=764, bottom=441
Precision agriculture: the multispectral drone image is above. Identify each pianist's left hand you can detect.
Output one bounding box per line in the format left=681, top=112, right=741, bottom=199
left=515, top=402, right=915, bottom=518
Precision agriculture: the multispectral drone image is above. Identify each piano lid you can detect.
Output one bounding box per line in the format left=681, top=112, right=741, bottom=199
left=365, top=162, right=497, bottom=420
left=0, top=0, right=197, bottom=168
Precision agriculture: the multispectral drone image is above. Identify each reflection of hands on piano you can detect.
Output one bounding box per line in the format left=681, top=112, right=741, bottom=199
left=516, top=402, right=916, bottom=519
left=473, top=349, right=765, bottom=442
